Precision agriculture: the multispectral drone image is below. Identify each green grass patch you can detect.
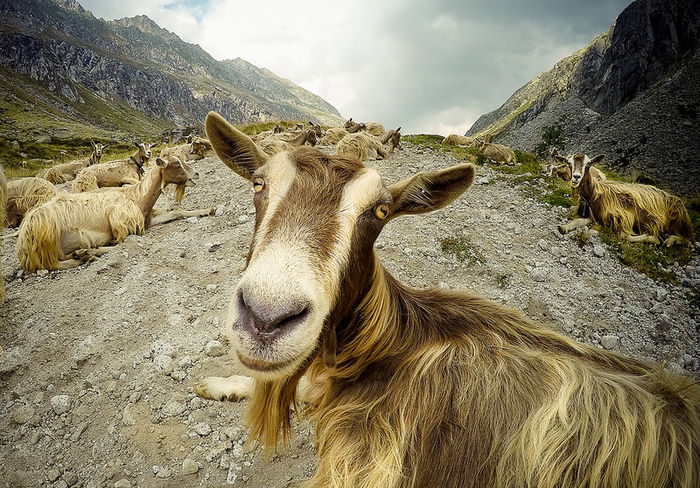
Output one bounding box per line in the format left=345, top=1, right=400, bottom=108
left=596, top=225, right=694, bottom=283
left=440, top=234, right=485, bottom=266
left=542, top=186, right=573, bottom=207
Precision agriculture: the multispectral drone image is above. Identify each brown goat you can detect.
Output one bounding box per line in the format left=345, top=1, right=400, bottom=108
left=195, top=111, right=699, bottom=488
left=555, top=153, right=694, bottom=246
left=71, top=142, right=156, bottom=192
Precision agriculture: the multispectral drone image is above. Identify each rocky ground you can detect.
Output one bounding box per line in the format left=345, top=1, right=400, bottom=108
left=1, top=141, right=699, bottom=488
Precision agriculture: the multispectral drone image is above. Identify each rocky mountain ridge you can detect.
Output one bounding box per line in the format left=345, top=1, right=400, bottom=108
left=466, top=0, right=700, bottom=197
left=0, top=0, right=343, bottom=144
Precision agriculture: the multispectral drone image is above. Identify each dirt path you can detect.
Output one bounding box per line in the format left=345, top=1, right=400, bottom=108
left=1, top=142, right=698, bottom=487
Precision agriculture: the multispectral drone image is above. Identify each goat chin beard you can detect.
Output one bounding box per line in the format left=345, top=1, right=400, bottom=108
left=234, top=347, right=311, bottom=381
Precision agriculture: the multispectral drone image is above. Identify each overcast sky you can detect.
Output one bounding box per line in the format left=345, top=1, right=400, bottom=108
left=78, top=0, right=632, bottom=135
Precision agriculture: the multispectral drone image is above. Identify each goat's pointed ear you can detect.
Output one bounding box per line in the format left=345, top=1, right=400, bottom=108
left=205, top=111, right=269, bottom=181
left=134, top=142, right=141, bottom=148
left=155, top=157, right=166, bottom=167
left=387, top=164, right=475, bottom=220
left=150, top=143, right=159, bottom=149
left=102, top=144, right=108, bottom=150
left=396, top=127, right=401, bottom=132
left=590, top=154, right=605, bottom=165
left=553, top=154, right=569, bottom=164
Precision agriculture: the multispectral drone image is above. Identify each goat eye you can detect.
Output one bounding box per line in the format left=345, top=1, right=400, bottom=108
left=252, top=177, right=265, bottom=193
left=375, top=204, right=389, bottom=220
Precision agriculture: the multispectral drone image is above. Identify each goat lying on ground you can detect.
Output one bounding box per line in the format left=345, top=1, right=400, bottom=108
left=345, top=118, right=384, bottom=137
left=195, top=111, right=699, bottom=488
left=17, top=157, right=214, bottom=272
left=0, top=167, right=6, bottom=299
left=5, top=177, right=57, bottom=227
left=258, top=130, right=317, bottom=156
left=442, top=134, right=478, bottom=147
left=555, top=153, right=693, bottom=246
left=479, top=134, right=516, bottom=165
left=159, top=138, right=210, bottom=162
left=71, top=142, right=155, bottom=192
left=336, top=132, right=388, bottom=161
left=37, top=141, right=106, bottom=184
left=320, top=127, right=348, bottom=145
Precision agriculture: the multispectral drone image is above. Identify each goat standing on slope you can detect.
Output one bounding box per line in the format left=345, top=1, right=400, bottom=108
left=195, top=111, right=699, bottom=488
left=555, top=153, right=693, bottom=246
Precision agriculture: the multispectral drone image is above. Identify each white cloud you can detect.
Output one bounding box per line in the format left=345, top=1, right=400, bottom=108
left=77, top=0, right=630, bottom=135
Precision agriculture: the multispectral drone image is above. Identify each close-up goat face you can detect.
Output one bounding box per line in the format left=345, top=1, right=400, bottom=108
left=205, top=111, right=473, bottom=380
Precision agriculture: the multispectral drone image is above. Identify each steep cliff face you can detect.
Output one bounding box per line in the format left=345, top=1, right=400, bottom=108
left=0, top=0, right=343, bottom=142
left=466, top=0, right=700, bottom=196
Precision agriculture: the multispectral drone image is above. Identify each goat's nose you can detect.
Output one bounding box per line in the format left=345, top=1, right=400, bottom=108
left=235, top=290, right=310, bottom=339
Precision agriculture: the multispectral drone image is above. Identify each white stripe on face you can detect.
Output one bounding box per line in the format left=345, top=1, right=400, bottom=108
left=321, top=167, right=384, bottom=305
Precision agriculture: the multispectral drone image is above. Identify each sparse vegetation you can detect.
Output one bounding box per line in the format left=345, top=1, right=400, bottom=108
left=440, top=234, right=485, bottom=266
left=534, top=124, right=566, bottom=158
left=597, top=225, right=694, bottom=283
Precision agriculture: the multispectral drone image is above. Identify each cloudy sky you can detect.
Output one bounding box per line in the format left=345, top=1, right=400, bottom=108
left=78, top=0, right=632, bottom=135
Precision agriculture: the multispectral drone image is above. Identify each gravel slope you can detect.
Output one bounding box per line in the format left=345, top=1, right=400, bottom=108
left=1, top=142, right=698, bottom=487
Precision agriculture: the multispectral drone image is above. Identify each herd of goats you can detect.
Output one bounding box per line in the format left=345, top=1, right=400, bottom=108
left=0, top=110, right=698, bottom=487
left=0, top=115, right=695, bottom=292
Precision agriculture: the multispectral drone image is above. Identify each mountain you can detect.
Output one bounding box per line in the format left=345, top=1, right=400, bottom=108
left=0, top=0, right=343, bottom=145
left=466, top=0, right=700, bottom=197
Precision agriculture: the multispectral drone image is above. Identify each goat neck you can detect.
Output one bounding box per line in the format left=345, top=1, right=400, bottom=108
left=123, top=166, right=164, bottom=218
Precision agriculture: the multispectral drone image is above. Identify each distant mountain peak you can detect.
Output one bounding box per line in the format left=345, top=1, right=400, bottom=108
left=465, top=0, right=700, bottom=196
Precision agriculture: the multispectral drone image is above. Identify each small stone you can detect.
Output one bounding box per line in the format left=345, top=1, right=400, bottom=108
left=559, top=257, right=568, bottom=265
left=206, top=284, right=217, bottom=292
left=178, top=356, right=193, bottom=369
left=194, top=422, right=212, bottom=436
left=530, top=268, right=547, bottom=282
left=114, top=480, right=131, bottom=488
left=63, top=471, right=78, bottom=486
left=150, top=340, right=175, bottom=358
left=129, top=391, right=141, bottom=404
left=204, top=340, right=225, bottom=357
left=170, top=370, right=186, bottom=382
left=50, top=395, right=71, bottom=414
left=592, top=244, right=605, bottom=257
left=11, top=404, right=35, bottom=424
left=155, top=466, right=172, bottom=479
left=47, top=469, right=61, bottom=482
left=54, top=481, right=68, bottom=488
left=186, top=216, right=198, bottom=224
left=537, top=239, right=550, bottom=251
left=237, top=214, right=249, bottom=223
left=656, top=287, right=669, bottom=302
left=182, top=459, right=199, bottom=475
left=37, top=269, right=49, bottom=277
left=162, top=399, right=186, bottom=417
left=122, top=404, right=138, bottom=426
left=601, top=335, right=620, bottom=350
left=153, top=354, right=173, bottom=371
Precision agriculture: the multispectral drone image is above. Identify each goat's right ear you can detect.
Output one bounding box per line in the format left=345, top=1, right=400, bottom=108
left=155, top=157, right=166, bottom=167
left=205, top=111, right=269, bottom=181
left=387, top=163, right=475, bottom=220
left=590, top=154, right=605, bottom=165
left=134, top=142, right=141, bottom=148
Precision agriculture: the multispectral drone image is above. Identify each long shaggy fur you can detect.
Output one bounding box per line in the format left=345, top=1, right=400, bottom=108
left=336, top=132, right=388, bottom=161
left=585, top=178, right=693, bottom=240
left=16, top=190, right=144, bottom=272
left=364, top=122, right=385, bottom=137
left=6, top=177, right=58, bottom=227
left=481, top=141, right=516, bottom=165
left=252, top=263, right=700, bottom=488
left=321, top=127, right=349, bottom=145
left=442, top=134, right=478, bottom=147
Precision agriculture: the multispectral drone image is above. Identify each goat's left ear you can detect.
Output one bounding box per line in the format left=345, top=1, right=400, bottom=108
left=134, top=142, right=141, bottom=148
left=553, top=154, right=569, bottom=165
left=387, top=164, right=475, bottom=220
left=150, top=143, right=159, bottom=149
left=590, top=154, right=605, bottom=165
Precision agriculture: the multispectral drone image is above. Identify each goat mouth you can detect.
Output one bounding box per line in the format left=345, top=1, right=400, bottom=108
left=235, top=351, right=295, bottom=372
